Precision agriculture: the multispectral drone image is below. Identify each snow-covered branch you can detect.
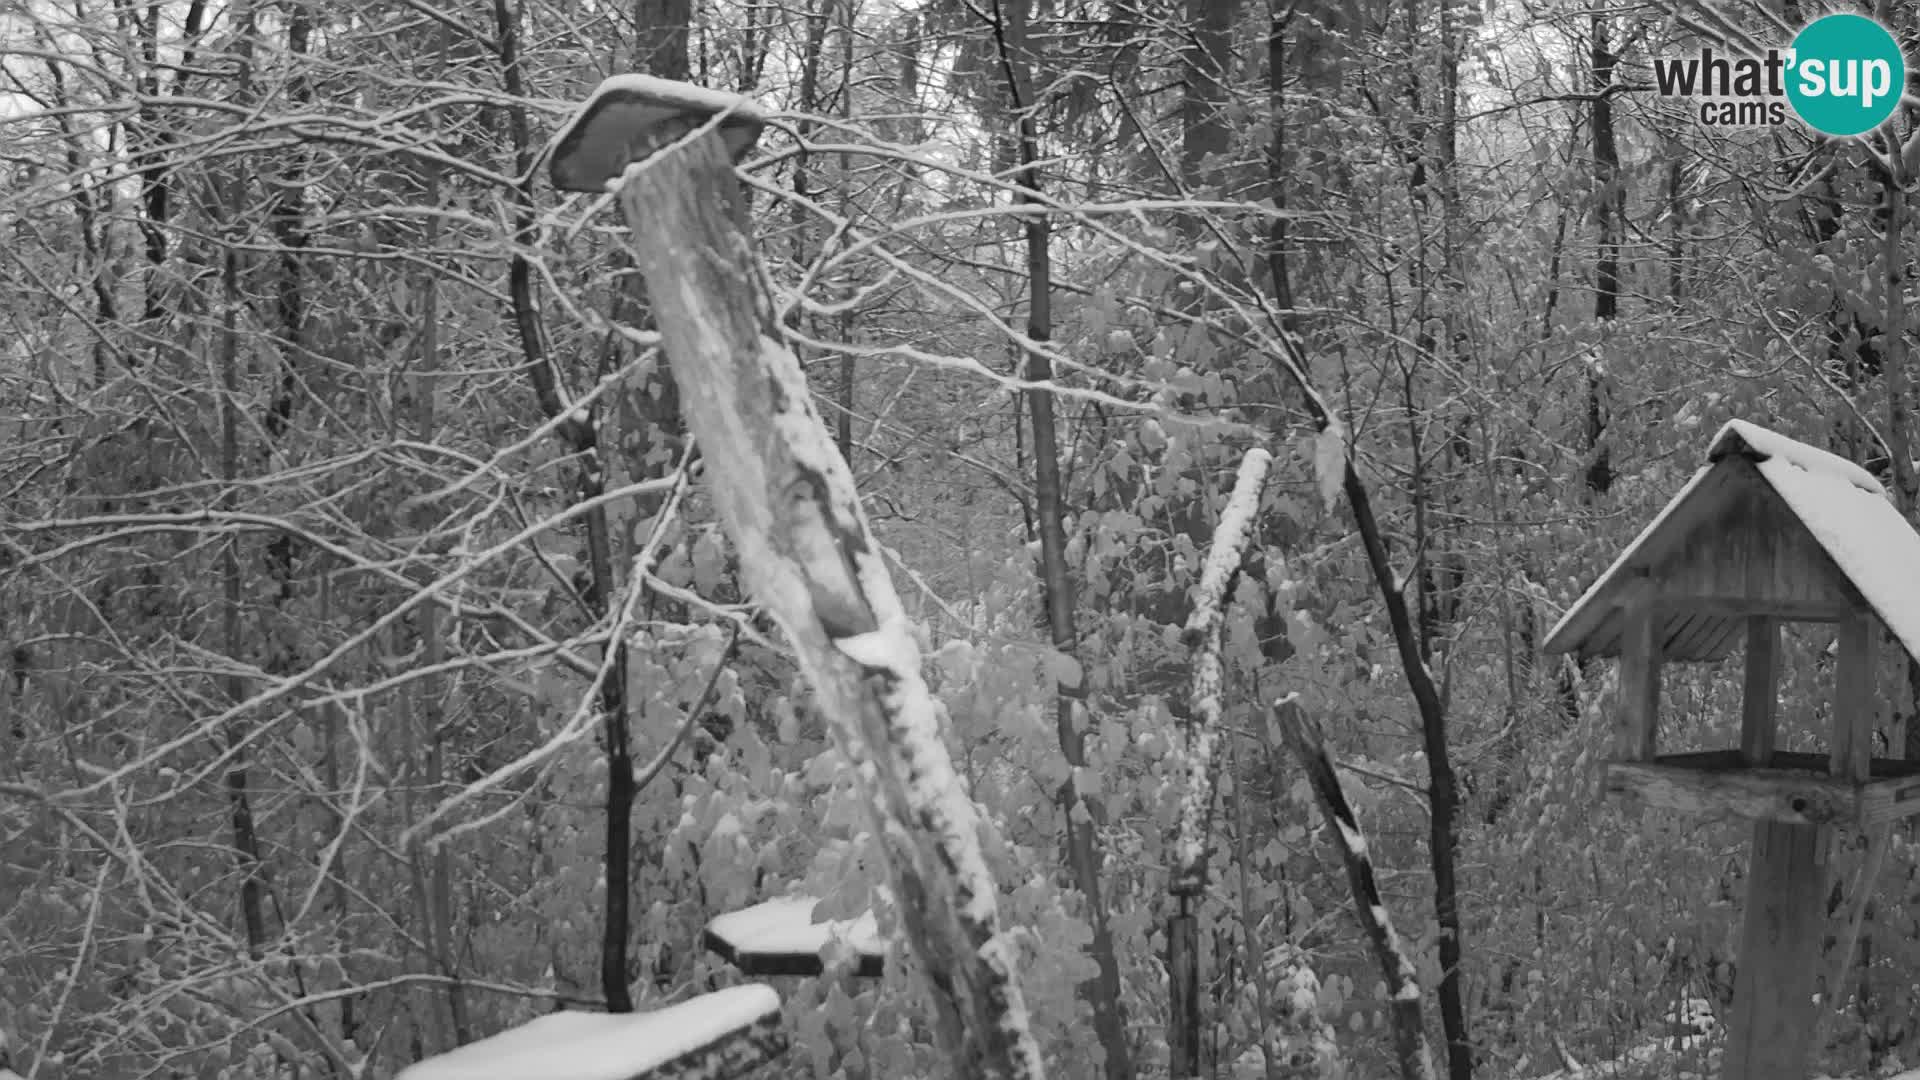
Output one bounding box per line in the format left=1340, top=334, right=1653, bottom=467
left=1170, top=447, right=1271, bottom=894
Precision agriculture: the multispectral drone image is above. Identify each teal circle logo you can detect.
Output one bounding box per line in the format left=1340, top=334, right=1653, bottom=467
left=1785, top=14, right=1906, bottom=137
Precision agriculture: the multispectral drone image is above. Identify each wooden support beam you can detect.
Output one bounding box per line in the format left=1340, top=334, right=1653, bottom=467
left=1723, top=820, right=1828, bottom=1080
left=1616, top=576, right=1662, bottom=761
left=1833, top=613, right=1874, bottom=783
left=1604, top=758, right=1858, bottom=826
left=1741, top=617, right=1777, bottom=765
left=1665, top=597, right=1853, bottom=622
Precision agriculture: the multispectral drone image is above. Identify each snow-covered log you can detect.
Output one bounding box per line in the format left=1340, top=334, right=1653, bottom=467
left=559, top=94, right=1043, bottom=1080
left=1270, top=697, right=1436, bottom=1080
left=397, top=986, right=786, bottom=1080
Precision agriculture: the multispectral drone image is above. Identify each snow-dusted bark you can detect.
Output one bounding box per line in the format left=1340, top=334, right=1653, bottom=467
left=1270, top=697, right=1436, bottom=1080
left=607, top=129, right=1043, bottom=1080
left=1170, top=447, right=1272, bottom=893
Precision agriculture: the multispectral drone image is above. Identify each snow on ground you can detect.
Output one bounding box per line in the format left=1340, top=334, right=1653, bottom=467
left=396, top=985, right=779, bottom=1080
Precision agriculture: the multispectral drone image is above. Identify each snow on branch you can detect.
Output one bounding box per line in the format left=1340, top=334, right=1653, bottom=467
left=1170, top=448, right=1271, bottom=895
left=601, top=126, right=1043, bottom=1080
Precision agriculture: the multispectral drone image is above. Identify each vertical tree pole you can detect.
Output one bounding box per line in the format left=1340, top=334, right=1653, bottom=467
left=548, top=77, right=1045, bottom=1080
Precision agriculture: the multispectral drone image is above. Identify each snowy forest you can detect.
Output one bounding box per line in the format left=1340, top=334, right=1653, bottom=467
left=2, top=0, right=1919, bottom=1077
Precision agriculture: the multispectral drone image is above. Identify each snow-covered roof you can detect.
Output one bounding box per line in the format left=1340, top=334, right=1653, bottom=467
left=396, top=985, right=781, bottom=1080
left=1544, top=419, right=1920, bottom=664
left=704, top=896, right=885, bottom=977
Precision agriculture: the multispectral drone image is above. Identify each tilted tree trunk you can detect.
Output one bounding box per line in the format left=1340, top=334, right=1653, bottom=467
left=1272, top=698, right=1437, bottom=1080
left=609, top=129, right=1045, bottom=1080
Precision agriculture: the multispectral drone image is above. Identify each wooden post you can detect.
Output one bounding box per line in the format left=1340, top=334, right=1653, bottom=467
left=1813, top=612, right=1883, bottom=1043
left=1833, top=613, right=1874, bottom=783
left=1721, top=612, right=1873, bottom=1079
left=1739, top=617, right=1776, bottom=765
left=1723, top=820, right=1827, bottom=1079
left=1615, top=576, right=1662, bottom=761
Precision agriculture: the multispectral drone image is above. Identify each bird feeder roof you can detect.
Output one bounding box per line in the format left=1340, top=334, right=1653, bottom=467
left=1543, top=420, right=1920, bottom=664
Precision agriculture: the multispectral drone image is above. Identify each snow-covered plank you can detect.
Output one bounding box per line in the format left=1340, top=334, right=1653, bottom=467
left=705, top=896, right=885, bottom=977
left=397, top=985, right=784, bottom=1080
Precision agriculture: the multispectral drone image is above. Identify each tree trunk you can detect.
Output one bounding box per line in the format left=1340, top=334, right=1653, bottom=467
left=1272, top=699, right=1437, bottom=1080
left=991, top=3, right=1134, bottom=1076
left=493, top=0, right=646, bottom=1013
left=610, top=126, right=1045, bottom=1080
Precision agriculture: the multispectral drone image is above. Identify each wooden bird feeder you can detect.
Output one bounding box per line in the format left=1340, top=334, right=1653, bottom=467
left=1543, top=418, right=1920, bottom=1079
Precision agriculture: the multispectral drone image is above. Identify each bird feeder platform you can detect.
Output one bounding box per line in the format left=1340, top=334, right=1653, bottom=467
left=1602, top=749, right=1920, bottom=830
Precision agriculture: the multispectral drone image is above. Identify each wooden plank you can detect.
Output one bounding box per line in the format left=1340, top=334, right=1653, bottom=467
left=1632, top=749, right=1920, bottom=779
left=1691, top=615, right=1746, bottom=662
left=1604, top=760, right=1860, bottom=827
left=1662, top=596, right=1852, bottom=622
left=1540, top=461, right=1739, bottom=657
left=1658, top=465, right=1848, bottom=607
left=1860, top=776, right=1920, bottom=827
left=1667, top=611, right=1724, bottom=659
left=1833, top=614, right=1874, bottom=783
left=1741, top=617, right=1777, bottom=766
left=1758, top=750, right=1920, bottom=779
left=1616, top=575, right=1661, bottom=761
left=1722, top=820, right=1828, bottom=1080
